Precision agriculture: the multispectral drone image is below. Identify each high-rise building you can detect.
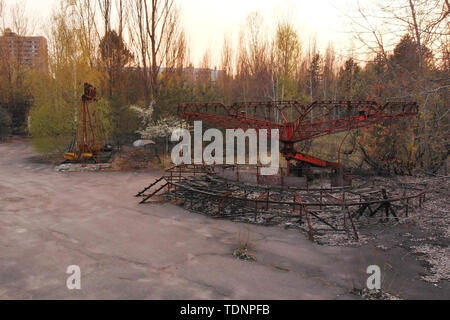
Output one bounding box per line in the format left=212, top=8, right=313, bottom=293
left=0, top=28, right=48, bottom=73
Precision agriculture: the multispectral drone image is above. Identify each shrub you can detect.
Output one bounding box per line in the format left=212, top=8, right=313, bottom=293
left=0, top=107, right=11, bottom=140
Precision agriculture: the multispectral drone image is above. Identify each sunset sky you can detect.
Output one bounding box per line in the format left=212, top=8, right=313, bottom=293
left=3, top=0, right=368, bottom=66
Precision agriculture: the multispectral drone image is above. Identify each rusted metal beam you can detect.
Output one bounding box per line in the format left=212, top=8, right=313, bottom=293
left=178, top=100, right=418, bottom=168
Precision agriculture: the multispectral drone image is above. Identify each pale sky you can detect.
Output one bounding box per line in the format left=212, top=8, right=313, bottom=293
left=4, top=0, right=361, bottom=67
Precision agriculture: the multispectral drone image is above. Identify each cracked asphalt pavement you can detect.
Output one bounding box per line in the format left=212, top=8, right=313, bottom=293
left=0, top=139, right=447, bottom=299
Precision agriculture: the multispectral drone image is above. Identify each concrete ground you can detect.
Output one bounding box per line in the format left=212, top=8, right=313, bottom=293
left=0, top=139, right=448, bottom=299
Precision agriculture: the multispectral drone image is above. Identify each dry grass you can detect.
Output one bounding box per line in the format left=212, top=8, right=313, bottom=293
left=233, top=229, right=256, bottom=261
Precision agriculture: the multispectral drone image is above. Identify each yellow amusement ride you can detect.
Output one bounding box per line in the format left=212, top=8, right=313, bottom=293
left=64, top=83, right=112, bottom=163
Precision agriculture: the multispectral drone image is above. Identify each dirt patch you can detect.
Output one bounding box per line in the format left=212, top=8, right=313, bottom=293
left=351, top=288, right=402, bottom=300
left=111, top=147, right=160, bottom=171
left=54, top=163, right=113, bottom=172
left=233, top=245, right=256, bottom=261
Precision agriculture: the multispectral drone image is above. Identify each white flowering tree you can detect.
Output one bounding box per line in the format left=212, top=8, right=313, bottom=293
left=131, top=102, right=188, bottom=141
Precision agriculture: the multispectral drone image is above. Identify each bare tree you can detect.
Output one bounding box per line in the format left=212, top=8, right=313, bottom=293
left=219, top=36, right=233, bottom=102
left=347, top=0, right=450, bottom=172
left=129, top=0, right=180, bottom=109
left=146, top=0, right=179, bottom=101
left=235, top=31, right=250, bottom=101
left=166, top=30, right=186, bottom=72
left=349, top=0, right=449, bottom=72
left=323, top=43, right=336, bottom=100
left=116, top=0, right=125, bottom=38
left=246, top=13, right=267, bottom=78
left=235, top=12, right=273, bottom=101
left=129, top=0, right=150, bottom=105
left=10, top=2, right=35, bottom=36
left=0, top=0, right=5, bottom=32
left=98, top=0, right=112, bottom=36
left=72, top=0, right=98, bottom=67
left=220, top=36, right=233, bottom=77
left=116, top=0, right=129, bottom=76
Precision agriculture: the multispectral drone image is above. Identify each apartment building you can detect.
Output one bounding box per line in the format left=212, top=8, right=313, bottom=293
left=0, top=28, right=48, bottom=73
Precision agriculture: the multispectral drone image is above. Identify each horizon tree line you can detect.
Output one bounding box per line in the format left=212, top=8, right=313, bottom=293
left=0, top=0, right=447, bottom=174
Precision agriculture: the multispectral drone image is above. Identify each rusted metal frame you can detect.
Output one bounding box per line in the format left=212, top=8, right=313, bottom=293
left=301, top=193, right=340, bottom=231
left=168, top=179, right=428, bottom=209
left=173, top=173, right=235, bottom=193
left=337, top=129, right=352, bottom=166
left=165, top=163, right=209, bottom=176
left=341, top=191, right=349, bottom=233
left=353, top=201, right=376, bottom=218
left=182, top=102, right=327, bottom=132
left=81, top=101, right=88, bottom=150
left=179, top=102, right=417, bottom=141
left=179, top=179, right=221, bottom=192
left=189, top=190, right=194, bottom=210
left=181, top=100, right=385, bottom=122
left=217, top=190, right=234, bottom=216
left=136, top=176, right=165, bottom=197
left=184, top=111, right=285, bottom=132
left=287, top=151, right=339, bottom=168
left=189, top=186, right=255, bottom=220
left=169, top=182, right=258, bottom=220
left=311, top=190, right=355, bottom=236
left=307, top=210, right=342, bottom=231
left=165, top=174, right=198, bottom=186
left=179, top=101, right=418, bottom=170
left=308, top=102, right=350, bottom=121
left=212, top=165, right=357, bottom=192
left=167, top=170, right=173, bottom=193
left=163, top=174, right=424, bottom=241
left=186, top=101, right=412, bottom=120
left=369, top=189, right=400, bottom=222
left=140, top=182, right=169, bottom=204
left=253, top=191, right=269, bottom=213
left=85, top=102, right=96, bottom=148
left=164, top=167, right=429, bottom=209
left=399, top=188, right=412, bottom=217
left=295, top=197, right=314, bottom=241
left=345, top=206, right=359, bottom=240
left=291, top=111, right=417, bottom=142
left=322, top=191, right=351, bottom=209
left=295, top=101, right=317, bottom=123
left=174, top=179, right=230, bottom=196
left=303, top=108, right=417, bottom=139
left=214, top=211, right=305, bottom=219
